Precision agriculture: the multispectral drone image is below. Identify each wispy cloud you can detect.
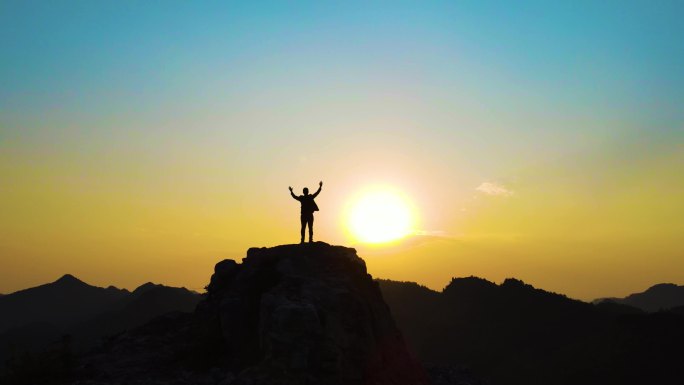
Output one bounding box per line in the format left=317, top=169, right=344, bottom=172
left=412, top=230, right=447, bottom=237
left=476, top=182, right=514, bottom=197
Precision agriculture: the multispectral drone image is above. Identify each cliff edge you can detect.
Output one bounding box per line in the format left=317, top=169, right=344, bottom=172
left=198, top=242, right=427, bottom=385
left=62, top=243, right=427, bottom=385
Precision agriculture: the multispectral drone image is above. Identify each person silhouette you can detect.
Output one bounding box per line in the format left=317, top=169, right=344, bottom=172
left=289, top=181, right=322, bottom=243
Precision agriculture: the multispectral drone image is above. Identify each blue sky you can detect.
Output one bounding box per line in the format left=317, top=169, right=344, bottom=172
left=3, top=1, right=682, bottom=118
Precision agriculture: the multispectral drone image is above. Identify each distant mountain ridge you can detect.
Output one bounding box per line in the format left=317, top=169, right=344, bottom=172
left=0, top=274, right=202, bottom=361
left=3, top=271, right=683, bottom=385
left=378, top=276, right=684, bottom=385
left=594, top=282, right=684, bottom=312
left=9, top=243, right=434, bottom=385
left=0, top=274, right=130, bottom=332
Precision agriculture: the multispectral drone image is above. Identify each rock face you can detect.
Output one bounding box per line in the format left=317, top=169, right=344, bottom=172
left=199, top=242, right=427, bottom=385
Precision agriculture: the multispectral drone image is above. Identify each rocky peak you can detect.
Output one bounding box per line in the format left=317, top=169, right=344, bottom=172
left=132, top=282, right=161, bottom=295
left=442, top=276, right=498, bottom=299
left=199, top=242, right=427, bottom=385
left=643, top=283, right=681, bottom=294
left=54, top=273, right=86, bottom=286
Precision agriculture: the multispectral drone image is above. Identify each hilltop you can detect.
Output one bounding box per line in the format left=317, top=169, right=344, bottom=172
left=4, top=243, right=438, bottom=385
left=594, top=283, right=684, bottom=312
left=5, top=245, right=683, bottom=385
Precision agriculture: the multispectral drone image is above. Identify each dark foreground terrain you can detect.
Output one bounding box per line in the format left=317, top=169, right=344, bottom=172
left=379, top=278, right=684, bottom=385
left=4, top=245, right=683, bottom=385
left=3, top=243, right=483, bottom=385
left=0, top=275, right=201, bottom=364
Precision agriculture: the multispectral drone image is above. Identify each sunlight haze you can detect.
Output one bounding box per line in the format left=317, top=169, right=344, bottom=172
left=347, top=188, right=414, bottom=243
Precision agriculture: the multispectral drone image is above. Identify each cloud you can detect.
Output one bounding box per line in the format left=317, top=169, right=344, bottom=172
left=412, top=230, right=447, bottom=237
left=352, top=231, right=459, bottom=254
left=476, top=182, right=514, bottom=197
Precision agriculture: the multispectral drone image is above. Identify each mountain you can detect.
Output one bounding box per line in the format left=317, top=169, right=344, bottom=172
left=595, top=283, right=684, bottom=312
left=5, top=251, right=682, bottom=385
left=0, top=274, right=129, bottom=332
left=0, top=275, right=202, bottom=364
left=378, top=277, right=684, bottom=385
left=72, top=282, right=202, bottom=343
left=34, top=243, right=432, bottom=385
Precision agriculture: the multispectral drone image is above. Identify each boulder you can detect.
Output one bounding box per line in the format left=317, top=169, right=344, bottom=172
left=201, top=242, right=427, bottom=385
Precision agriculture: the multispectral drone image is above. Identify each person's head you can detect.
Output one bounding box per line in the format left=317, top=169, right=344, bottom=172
left=303, top=187, right=309, bottom=195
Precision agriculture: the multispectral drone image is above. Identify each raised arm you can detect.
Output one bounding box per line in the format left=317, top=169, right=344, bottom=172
left=289, top=186, right=300, bottom=200
left=312, top=181, right=323, bottom=198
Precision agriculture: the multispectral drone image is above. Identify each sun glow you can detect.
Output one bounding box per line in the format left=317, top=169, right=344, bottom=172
left=348, top=189, right=413, bottom=243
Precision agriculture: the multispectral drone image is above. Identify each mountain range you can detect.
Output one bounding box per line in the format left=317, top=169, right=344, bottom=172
left=0, top=274, right=201, bottom=362
left=593, top=283, right=684, bottom=312
left=2, top=244, right=440, bottom=385
left=378, top=277, right=684, bottom=385
left=2, top=262, right=684, bottom=385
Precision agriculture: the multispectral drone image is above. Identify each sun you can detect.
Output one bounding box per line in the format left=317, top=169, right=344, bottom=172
left=348, top=189, right=414, bottom=243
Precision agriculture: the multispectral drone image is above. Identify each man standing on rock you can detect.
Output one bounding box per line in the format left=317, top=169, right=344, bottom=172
left=289, top=181, right=322, bottom=243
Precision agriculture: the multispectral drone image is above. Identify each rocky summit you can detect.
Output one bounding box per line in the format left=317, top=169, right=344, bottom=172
left=199, top=242, right=427, bottom=385
left=59, top=243, right=427, bottom=385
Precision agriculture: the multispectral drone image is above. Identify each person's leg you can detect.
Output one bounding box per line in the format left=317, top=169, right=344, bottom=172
left=300, top=215, right=306, bottom=243
left=308, top=215, right=314, bottom=242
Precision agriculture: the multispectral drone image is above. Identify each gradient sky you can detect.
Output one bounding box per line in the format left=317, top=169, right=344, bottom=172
left=1, top=1, right=683, bottom=300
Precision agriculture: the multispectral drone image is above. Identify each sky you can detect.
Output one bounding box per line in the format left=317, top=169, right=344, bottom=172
left=1, top=1, right=683, bottom=300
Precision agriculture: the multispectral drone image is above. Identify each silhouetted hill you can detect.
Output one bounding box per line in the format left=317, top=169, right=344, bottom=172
left=0, top=274, right=129, bottom=332
left=592, top=300, right=644, bottom=315
left=375, top=279, right=440, bottom=357
left=6, top=256, right=681, bottom=385
left=378, top=277, right=684, bottom=385
left=595, top=283, right=684, bottom=312
left=0, top=276, right=201, bottom=364
left=37, top=243, right=435, bottom=385
left=72, top=284, right=201, bottom=343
